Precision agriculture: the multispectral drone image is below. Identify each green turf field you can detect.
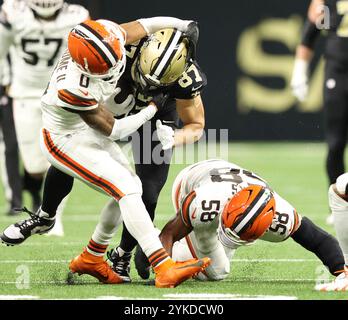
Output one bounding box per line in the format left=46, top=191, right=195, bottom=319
left=0, top=142, right=347, bottom=300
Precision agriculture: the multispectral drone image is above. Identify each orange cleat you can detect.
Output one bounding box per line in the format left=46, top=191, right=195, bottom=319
left=69, top=248, right=123, bottom=284
left=154, top=257, right=211, bottom=288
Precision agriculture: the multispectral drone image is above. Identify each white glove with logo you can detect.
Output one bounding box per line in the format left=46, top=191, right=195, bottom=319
left=156, top=120, right=175, bottom=150
left=291, top=59, right=309, bottom=102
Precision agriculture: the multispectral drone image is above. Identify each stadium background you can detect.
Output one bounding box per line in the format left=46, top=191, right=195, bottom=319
left=1, top=0, right=347, bottom=300
left=70, top=0, right=325, bottom=140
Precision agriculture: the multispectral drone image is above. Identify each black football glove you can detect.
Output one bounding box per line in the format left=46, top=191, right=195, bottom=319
left=184, top=21, right=199, bottom=60
left=151, top=93, right=170, bottom=111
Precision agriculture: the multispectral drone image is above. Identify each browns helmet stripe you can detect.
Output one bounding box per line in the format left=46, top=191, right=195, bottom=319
left=72, top=28, right=114, bottom=69
left=150, top=30, right=183, bottom=79
left=80, top=22, right=120, bottom=63
left=73, top=26, right=114, bottom=69
left=232, top=188, right=272, bottom=235
left=81, top=22, right=121, bottom=63
left=74, top=24, right=117, bottom=69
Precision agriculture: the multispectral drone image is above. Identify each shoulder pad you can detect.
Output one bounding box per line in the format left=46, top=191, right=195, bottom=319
left=171, top=61, right=207, bottom=99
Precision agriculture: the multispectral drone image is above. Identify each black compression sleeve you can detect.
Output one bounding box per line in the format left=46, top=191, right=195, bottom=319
left=291, top=217, right=345, bottom=275
left=301, top=19, right=321, bottom=49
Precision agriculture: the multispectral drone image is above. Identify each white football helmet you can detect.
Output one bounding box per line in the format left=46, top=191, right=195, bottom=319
left=27, top=0, right=64, bottom=18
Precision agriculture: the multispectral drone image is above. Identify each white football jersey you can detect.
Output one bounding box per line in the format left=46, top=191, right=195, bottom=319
left=0, top=0, right=89, bottom=99
left=174, top=159, right=301, bottom=255
left=41, top=50, right=120, bottom=134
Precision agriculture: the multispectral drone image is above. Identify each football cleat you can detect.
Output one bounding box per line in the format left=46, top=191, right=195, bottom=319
left=106, top=247, right=132, bottom=283
left=69, top=248, right=123, bottom=284
left=315, top=268, right=348, bottom=292
left=0, top=207, right=55, bottom=246
left=154, top=257, right=211, bottom=288
left=134, top=244, right=151, bottom=280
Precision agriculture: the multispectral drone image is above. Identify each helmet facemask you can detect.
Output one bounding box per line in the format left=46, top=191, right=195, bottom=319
left=27, top=0, right=64, bottom=19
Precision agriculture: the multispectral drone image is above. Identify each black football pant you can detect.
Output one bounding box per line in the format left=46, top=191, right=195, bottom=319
left=324, top=59, right=348, bottom=185
left=0, top=87, right=22, bottom=210
left=119, top=104, right=179, bottom=252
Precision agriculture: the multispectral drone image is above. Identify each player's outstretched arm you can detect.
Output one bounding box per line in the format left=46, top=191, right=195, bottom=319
left=78, top=102, right=158, bottom=140
left=291, top=216, right=346, bottom=276
left=121, top=17, right=195, bottom=45
left=159, top=214, right=193, bottom=256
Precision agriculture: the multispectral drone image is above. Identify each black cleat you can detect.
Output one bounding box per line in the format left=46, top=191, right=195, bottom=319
left=107, top=247, right=132, bottom=283
left=0, top=207, right=55, bottom=245
left=135, top=244, right=151, bottom=280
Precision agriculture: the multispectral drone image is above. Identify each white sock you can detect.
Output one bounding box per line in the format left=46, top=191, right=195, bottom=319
left=118, top=194, right=164, bottom=258
left=91, top=199, right=123, bottom=246
left=329, top=186, right=348, bottom=265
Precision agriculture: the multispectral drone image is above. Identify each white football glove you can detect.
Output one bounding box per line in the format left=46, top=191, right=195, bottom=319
left=156, top=120, right=175, bottom=150
left=291, top=59, right=309, bottom=102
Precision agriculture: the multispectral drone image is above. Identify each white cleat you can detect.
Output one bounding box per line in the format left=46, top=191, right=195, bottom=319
left=325, top=213, right=335, bottom=226
left=315, top=269, right=348, bottom=292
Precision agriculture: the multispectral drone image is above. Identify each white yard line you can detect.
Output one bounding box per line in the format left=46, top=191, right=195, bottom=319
left=0, top=258, right=318, bottom=264
left=0, top=214, right=171, bottom=222
left=163, top=293, right=298, bottom=300
left=0, top=295, right=40, bottom=300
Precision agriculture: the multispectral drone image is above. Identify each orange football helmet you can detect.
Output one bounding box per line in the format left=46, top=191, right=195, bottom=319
left=218, top=185, right=275, bottom=247
left=68, top=19, right=126, bottom=81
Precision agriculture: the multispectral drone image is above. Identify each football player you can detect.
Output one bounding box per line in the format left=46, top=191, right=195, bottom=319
left=291, top=0, right=348, bottom=224
left=1, top=18, right=210, bottom=287
left=0, top=0, right=89, bottom=234
left=100, top=27, right=206, bottom=282
left=315, top=174, right=348, bottom=291
left=136, top=159, right=346, bottom=282
left=0, top=56, right=22, bottom=215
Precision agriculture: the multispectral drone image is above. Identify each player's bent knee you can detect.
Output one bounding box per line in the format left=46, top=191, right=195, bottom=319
left=335, top=173, right=348, bottom=195
left=329, top=184, right=348, bottom=212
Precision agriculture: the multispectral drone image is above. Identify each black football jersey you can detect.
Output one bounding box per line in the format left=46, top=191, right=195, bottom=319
left=324, top=0, right=348, bottom=64
left=115, top=38, right=207, bottom=115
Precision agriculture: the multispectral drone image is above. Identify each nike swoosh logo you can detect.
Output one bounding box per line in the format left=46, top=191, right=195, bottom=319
left=162, top=120, right=175, bottom=124
left=192, top=85, right=202, bottom=91
left=175, top=260, right=204, bottom=270
left=79, top=90, right=89, bottom=96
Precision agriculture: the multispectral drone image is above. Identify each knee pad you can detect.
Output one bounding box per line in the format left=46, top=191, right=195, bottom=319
left=329, top=185, right=348, bottom=213
left=336, top=173, right=348, bottom=195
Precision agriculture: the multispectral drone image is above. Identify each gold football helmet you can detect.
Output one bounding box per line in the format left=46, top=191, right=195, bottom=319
left=132, top=28, right=192, bottom=92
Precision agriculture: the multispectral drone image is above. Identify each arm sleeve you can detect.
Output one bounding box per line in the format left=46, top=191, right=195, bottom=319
left=137, top=17, right=192, bottom=35
left=300, top=18, right=321, bottom=49
left=109, top=104, right=156, bottom=140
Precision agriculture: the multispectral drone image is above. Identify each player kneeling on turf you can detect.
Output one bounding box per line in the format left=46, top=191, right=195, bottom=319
left=135, top=159, right=346, bottom=282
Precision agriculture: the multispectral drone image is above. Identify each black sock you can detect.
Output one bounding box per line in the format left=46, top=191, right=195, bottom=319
left=41, top=166, right=74, bottom=218
left=291, top=216, right=346, bottom=275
